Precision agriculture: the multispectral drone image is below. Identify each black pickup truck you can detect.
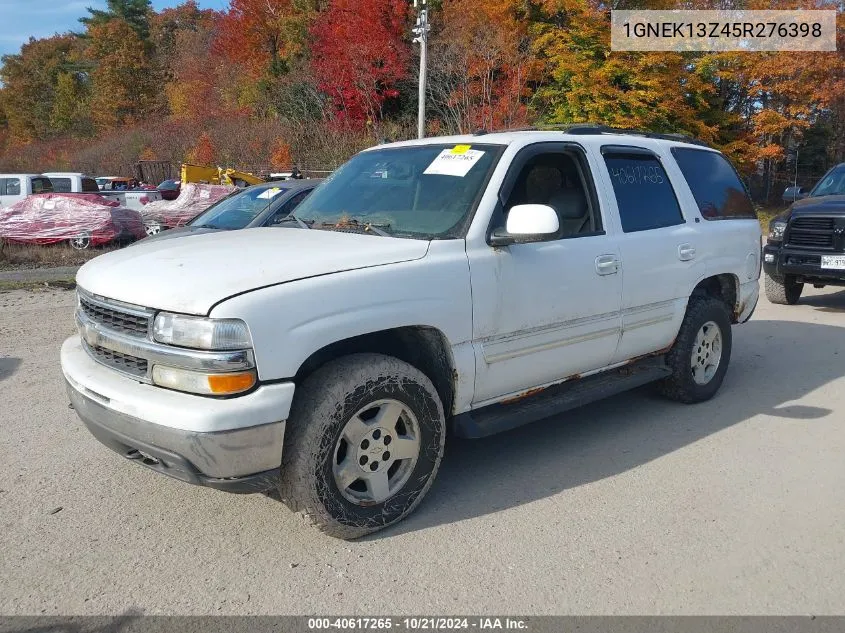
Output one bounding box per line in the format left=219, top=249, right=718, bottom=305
left=763, top=163, right=845, bottom=304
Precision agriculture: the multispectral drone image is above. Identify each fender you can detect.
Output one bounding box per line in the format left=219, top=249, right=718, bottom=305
left=209, top=240, right=476, bottom=407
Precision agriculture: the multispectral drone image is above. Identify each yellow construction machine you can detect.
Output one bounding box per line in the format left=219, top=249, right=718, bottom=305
left=180, top=164, right=267, bottom=188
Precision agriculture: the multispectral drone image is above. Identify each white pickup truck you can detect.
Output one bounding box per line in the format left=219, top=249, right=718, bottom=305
left=61, top=128, right=761, bottom=538
left=44, top=172, right=162, bottom=211
left=0, top=173, right=54, bottom=206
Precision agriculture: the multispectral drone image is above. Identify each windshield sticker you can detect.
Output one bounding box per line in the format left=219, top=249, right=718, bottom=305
left=257, top=187, right=285, bottom=199
left=424, top=147, right=485, bottom=177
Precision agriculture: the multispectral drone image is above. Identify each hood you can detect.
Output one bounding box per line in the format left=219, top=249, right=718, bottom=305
left=780, top=194, right=845, bottom=222
left=77, top=227, right=430, bottom=315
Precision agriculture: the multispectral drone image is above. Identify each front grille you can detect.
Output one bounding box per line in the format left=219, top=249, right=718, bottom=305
left=787, top=216, right=835, bottom=249
left=79, top=294, right=150, bottom=336
left=86, top=343, right=148, bottom=378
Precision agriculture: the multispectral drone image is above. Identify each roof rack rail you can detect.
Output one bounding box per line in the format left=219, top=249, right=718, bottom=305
left=472, top=123, right=710, bottom=147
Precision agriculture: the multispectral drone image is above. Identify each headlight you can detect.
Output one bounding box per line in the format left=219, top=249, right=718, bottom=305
left=768, top=220, right=787, bottom=242
left=153, top=313, right=251, bottom=350
left=152, top=366, right=256, bottom=396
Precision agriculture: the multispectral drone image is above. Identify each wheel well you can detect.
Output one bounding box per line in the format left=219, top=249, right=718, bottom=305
left=294, top=326, right=456, bottom=416
left=692, top=274, right=739, bottom=322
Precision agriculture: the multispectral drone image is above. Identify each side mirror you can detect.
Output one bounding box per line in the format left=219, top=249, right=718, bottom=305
left=489, top=204, right=559, bottom=246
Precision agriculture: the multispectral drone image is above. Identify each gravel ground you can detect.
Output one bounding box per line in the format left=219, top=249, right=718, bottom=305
left=1, top=285, right=844, bottom=615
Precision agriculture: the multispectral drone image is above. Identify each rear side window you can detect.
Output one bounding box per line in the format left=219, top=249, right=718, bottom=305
left=4, top=178, right=21, bottom=195
left=49, top=177, right=71, bottom=193
left=603, top=153, right=684, bottom=233
left=82, top=178, right=100, bottom=192
left=32, top=177, right=53, bottom=194
left=671, top=148, right=755, bottom=220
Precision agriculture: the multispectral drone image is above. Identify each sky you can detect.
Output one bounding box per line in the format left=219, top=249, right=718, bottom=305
left=0, top=0, right=229, bottom=58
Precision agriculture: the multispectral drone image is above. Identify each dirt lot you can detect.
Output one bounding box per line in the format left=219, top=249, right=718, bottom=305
left=1, top=285, right=844, bottom=615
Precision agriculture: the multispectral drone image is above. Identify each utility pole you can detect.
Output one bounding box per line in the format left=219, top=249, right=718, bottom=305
left=412, top=0, right=430, bottom=139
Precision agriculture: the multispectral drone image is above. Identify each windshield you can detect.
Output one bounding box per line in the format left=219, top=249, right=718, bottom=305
left=290, top=143, right=503, bottom=239
left=188, top=184, right=289, bottom=229
left=810, top=164, right=845, bottom=197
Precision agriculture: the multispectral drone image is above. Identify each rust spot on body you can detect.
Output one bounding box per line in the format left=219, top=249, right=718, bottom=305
left=501, top=385, right=547, bottom=405
left=500, top=373, right=582, bottom=405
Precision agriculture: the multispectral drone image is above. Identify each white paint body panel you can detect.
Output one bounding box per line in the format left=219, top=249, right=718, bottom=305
left=467, top=233, right=622, bottom=403
left=76, top=228, right=430, bottom=314
left=209, top=240, right=476, bottom=412
left=69, top=130, right=761, bottom=430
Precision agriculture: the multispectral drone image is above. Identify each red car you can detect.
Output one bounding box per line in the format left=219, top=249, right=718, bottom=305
left=0, top=193, right=146, bottom=249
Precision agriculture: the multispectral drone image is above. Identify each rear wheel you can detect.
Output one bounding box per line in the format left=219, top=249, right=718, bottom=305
left=764, top=271, right=803, bottom=305
left=278, top=353, right=445, bottom=539
left=658, top=296, right=732, bottom=404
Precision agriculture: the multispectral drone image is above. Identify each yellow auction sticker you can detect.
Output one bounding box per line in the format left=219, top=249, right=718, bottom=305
left=451, top=145, right=472, bottom=154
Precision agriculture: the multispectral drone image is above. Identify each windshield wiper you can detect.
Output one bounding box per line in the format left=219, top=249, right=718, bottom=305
left=317, top=217, right=393, bottom=237
left=274, top=213, right=312, bottom=229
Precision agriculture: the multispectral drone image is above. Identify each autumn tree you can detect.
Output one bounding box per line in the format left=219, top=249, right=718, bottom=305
left=427, top=0, right=535, bottom=134
left=86, top=20, right=158, bottom=131
left=215, top=0, right=318, bottom=78
left=0, top=35, right=81, bottom=142
left=530, top=1, right=717, bottom=142
left=151, top=2, right=222, bottom=120
left=310, top=0, right=411, bottom=126
left=188, top=131, right=217, bottom=165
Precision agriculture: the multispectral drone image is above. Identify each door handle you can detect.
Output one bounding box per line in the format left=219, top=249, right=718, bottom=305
left=595, top=254, right=620, bottom=275
left=678, top=244, right=696, bottom=261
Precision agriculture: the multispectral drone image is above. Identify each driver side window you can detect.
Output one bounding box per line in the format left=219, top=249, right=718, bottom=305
left=502, top=152, right=601, bottom=239
left=267, top=190, right=311, bottom=225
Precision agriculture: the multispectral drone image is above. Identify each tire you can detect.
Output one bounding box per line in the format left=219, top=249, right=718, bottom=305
left=657, top=296, right=733, bottom=404
left=144, top=221, right=163, bottom=236
left=278, top=353, right=446, bottom=539
left=69, top=231, right=91, bottom=250
left=764, top=270, right=803, bottom=305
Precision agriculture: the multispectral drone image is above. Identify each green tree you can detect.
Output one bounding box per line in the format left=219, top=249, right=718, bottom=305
left=50, top=72, right=92, bottom=136
left=80, top=0, right=154, bottom=42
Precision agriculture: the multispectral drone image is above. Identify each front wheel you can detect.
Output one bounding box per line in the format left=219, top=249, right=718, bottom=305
left=658, top=296, right=733, bottom=404
left=278, top=353, right=446, bottom=539
left=764, top=271, right=803, bottom=305
left=144, top=221, right=163, bottom=236
left=69, top=231, right=91, bottom=250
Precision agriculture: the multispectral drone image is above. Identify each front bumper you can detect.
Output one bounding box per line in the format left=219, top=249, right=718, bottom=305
left=62, top=335, right=294, bottom=492
left=763, top=243, right=845, bottom=284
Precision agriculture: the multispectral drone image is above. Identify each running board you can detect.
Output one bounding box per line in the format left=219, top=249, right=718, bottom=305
left=451, top=358, right=672, bottom=439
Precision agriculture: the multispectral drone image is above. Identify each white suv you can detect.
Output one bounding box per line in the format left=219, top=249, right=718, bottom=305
left=61, top=127, right=761, bottom=538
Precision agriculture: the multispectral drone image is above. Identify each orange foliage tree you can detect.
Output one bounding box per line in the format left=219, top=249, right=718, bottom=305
left=188, top=131, right=216, bottom=165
